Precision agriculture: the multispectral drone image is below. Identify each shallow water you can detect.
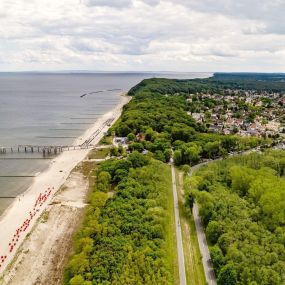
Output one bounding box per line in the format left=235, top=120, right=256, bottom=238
left=0, top=72, right=211, bottom=215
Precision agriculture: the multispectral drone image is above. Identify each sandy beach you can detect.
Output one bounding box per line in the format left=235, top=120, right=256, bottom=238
left=1, top=171, right=88, bottom=285
left=0, top=94, right=130, bottom=280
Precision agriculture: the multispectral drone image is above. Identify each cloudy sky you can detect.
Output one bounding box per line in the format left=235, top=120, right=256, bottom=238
left=0, top=0, right=284, bottom=72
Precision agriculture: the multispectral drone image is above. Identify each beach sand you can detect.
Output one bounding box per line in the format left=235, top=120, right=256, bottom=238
left=0, top=94, right=130, bottom=281
left=1, top=171, right=88, bottom=285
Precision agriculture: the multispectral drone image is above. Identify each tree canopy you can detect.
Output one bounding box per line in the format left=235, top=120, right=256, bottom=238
left=64, top=157, right=176, bottom=285
left=185, top=150, right=285, bottom=285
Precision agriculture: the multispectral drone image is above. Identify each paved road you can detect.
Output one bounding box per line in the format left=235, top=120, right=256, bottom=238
left=190, top=161, right=217, bottom=285
left=170, top=159, right=187, bottom=285
left=193, top=203, right=217, bottom=285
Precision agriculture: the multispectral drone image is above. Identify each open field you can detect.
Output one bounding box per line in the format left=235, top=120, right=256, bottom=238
left=87, top=147, right=110, bottom=160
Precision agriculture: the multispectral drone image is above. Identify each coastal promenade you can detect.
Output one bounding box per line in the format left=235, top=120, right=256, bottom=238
left=0, top=95, right=130, bottom=276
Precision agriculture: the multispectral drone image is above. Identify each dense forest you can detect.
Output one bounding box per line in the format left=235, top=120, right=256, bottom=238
left=185, top=150, right=285, bottom=285
left=64, top=153, right=177, bottom=285
left=211, top=73, right=285, bottom=92
left=128, top=73, right=285, bottom=96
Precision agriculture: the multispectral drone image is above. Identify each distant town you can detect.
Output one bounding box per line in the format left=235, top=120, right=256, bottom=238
left=185, top=89, right=285, bottom=138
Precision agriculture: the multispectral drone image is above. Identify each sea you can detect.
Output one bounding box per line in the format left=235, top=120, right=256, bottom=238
left=0, top=72, right=211, bottom=215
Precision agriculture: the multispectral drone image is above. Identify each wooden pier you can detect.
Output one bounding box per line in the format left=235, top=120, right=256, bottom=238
left=0, top=144, right=100, bottom=156
left=0, top=117, right=115, bottom=157
left=0, top=145, right=64, bottom=156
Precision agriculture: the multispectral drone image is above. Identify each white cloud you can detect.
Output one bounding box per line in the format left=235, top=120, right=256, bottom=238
left=85, top=0, right=132, bottom=8
left=0, top=0, right=284, bottom=71
left=170, top=0, right=285, bottom=35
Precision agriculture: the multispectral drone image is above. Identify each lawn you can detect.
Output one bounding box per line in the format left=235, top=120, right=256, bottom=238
left=87, top=147, right=110, bottom=159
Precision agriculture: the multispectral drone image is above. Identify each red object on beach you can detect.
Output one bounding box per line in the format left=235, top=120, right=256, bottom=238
left=4, top=189, right=54, bottom=259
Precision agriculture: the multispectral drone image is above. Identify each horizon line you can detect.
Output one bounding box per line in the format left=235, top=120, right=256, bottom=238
left=0, top=70, right=283, bottom=75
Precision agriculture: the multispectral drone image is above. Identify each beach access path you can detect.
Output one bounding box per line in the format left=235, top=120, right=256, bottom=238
left=0, top=94, right=130, bottom=277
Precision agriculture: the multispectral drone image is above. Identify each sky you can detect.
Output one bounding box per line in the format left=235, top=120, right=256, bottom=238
left=0, top=0, right=284, bottom=72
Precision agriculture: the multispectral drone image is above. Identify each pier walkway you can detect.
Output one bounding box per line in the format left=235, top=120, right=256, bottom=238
left=0, top=118, right=115, bottom=157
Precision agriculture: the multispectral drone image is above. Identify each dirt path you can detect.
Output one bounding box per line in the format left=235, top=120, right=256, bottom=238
left=1, top=172, right=88, bottom=285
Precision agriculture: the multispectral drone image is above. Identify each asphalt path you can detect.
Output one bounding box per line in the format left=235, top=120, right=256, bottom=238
left=170, top=159, right=187, bottom=285
left=190, top=161, right=217, bottom=285
left=193, top=203, right=217, bottom=285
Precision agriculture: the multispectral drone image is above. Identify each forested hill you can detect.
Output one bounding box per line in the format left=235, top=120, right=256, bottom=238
left=128, top=73, right=285, bottom=96
left=114, top=76, right=270, bottom=167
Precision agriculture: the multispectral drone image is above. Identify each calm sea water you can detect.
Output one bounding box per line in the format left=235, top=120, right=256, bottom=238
left=0, top=72, right=210, bottom=214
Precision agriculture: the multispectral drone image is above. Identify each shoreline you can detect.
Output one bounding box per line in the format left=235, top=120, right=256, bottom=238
left=1, top=171, right=89, bottom=285
left=0, top=93, right=130, bottom=276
